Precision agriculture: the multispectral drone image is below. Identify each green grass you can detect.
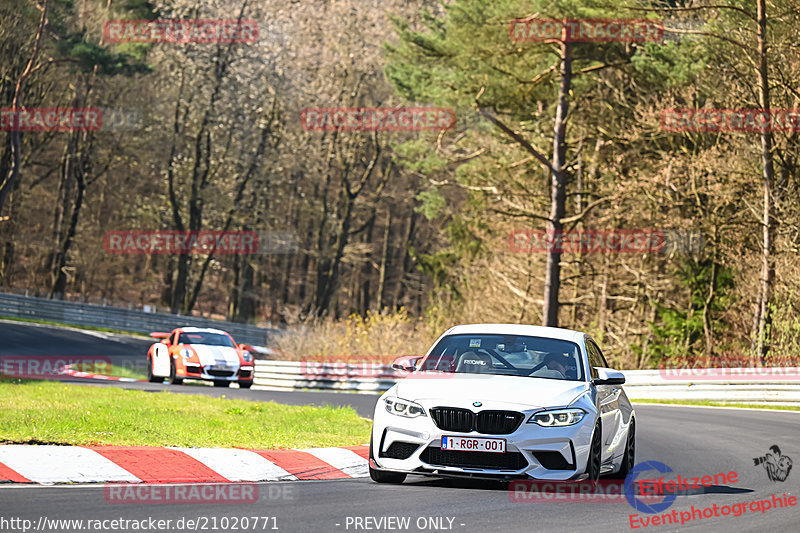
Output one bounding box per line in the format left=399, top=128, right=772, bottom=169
left=0, top=380, right=371, bottom=448
left=0, top=315, right=148, bottom=337
left=632, top=399, right=800, bottom=411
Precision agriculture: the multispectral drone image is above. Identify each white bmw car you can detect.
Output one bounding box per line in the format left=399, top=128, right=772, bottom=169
left=369, top=324, right=635, bottom=483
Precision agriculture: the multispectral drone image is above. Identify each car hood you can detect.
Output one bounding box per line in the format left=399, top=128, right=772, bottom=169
left=186, top=344, right=240, bottom=366
left=394, top=373, right=589, bottom=410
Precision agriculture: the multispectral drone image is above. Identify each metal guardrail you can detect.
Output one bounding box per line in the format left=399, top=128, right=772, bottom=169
left=253, top=361, right=800, bottom=405
left=253, top=360, right=399, bottom=393
left=621, top=368, right=800, bottom=405
left=0, top=291, right=274, bottom=347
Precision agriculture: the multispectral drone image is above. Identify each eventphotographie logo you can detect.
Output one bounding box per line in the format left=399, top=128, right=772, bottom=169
left=753, top=445, right=793, bottom=482
left=624, top=461, right=678, bottom=514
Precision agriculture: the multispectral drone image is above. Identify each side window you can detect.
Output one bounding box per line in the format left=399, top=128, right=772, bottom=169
left=586, top=340, right=604, bottom=378
left=594, top=342, right=610, bottom=368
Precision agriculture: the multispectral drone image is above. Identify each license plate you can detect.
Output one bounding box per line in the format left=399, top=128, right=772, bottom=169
left=441, top=436, right=506, bottom=453
left=212, top=365, right=232, bottom=371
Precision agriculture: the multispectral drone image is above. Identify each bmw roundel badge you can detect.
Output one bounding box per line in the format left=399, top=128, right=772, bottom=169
left=473, top=401, right=482, bottom=407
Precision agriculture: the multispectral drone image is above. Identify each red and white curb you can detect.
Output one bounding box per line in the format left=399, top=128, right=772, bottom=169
left=62, top=366, right=141, bottom=382
left=0, top=444, right=369, bottom=484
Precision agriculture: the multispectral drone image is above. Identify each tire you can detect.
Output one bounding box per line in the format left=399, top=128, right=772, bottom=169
left=610, top=418, right=635, bottom=479
left=238, top=381, right=252, bottom=389
left=584, top=421, right=602, bottom=483
left=147, top=357, right=162, bottom=383
left=213, top=380, right=231, bottom=387
left=168, top=358, right=183, bottom=385
left=368, top=435, right=406, bottom=484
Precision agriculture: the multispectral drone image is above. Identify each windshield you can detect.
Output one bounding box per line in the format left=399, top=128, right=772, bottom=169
left=419, top=334, right=584, bottom=381
left=177, top=332, right=236, bottom=348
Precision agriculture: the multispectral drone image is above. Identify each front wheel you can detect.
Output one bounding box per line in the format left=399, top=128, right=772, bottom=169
left=584, top=421, right=602, bottom=482
left=169, top=358, right=183, bottom=385
left=368, top=434, right=406, bottom=484
left=238, top=381, right=252, bottom=389
left=147, top=357, right=162, bottom=383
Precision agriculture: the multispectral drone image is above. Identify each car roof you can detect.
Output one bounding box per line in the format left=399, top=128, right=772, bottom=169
left=176, top=327, right=230, bottom=335
left=442, top=323, right=585, bottom=343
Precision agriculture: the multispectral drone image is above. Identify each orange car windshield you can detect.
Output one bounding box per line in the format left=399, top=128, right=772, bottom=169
left=177, top=332, right=235, bottom=347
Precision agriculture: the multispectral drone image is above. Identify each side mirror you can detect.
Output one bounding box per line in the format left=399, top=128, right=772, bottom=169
left=592, top=367, right=626, bottom=385
left=392, top=356, right=421, bottom=372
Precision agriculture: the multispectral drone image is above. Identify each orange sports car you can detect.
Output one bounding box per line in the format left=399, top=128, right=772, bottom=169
left=146, top=327, right=254, bottom=388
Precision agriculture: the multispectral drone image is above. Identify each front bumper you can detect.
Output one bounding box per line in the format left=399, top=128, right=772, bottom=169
left=371, top=402, right=595, bottom=480
left=177, top=360, right=253, bottom=382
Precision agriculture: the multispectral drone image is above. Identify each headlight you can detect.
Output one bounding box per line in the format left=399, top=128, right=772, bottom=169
left=242, top=351, right=253, bottom=362
left=528, top=408, right=585, bottom=427
left=179, top=348, right=193, bottom=359
left=384, top=397, right=426, bottom=418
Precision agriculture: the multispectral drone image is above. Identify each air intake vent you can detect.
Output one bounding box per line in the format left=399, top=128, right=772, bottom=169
left=532, top=451, right=575, bottom=470
left=430, top=407, right=473, bottom=433
left=420, top=446, right=527, bottom=470
left=380, top=442, right=420, bottom=460
left=476, top=411, right=523, bottom=434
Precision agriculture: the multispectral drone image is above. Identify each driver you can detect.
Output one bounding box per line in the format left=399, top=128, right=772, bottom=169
left=543, top=353, right=570, bottom=378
